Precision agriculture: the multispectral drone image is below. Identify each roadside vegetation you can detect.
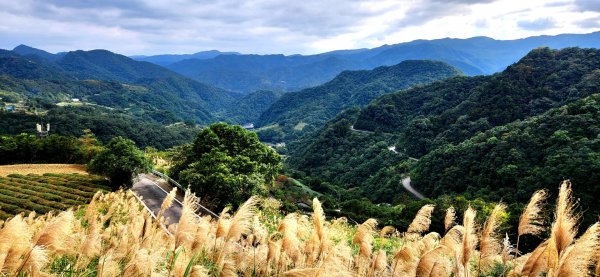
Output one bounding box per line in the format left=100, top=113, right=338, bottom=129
left=0, top=180, right=597, bottom=276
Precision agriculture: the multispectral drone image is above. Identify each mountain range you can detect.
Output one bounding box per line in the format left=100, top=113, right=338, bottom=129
left=287, top=47, right=600, bottom=224
left=131, top=32, right=600, bottom=93
left=2, top=33, right=600, bottom=228
left=5, top=46, right=239, bottom=123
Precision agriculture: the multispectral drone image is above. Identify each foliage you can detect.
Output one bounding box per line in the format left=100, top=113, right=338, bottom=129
left=222, top=90, right=285, bottom=123
left=257, top=60, right=462, bottom=141
left=0, top=133, right=89, bottom=164
left=411, top=93, right=600, bottom=226
left=0, top=105, right=200, bottom=150
left=288, top=47, right=600, bottom=231
left=88, top=137, right=151, bottom=188
left=0, top=181, right=597, bottom=276
left=170, top=123, right=282, bottom=209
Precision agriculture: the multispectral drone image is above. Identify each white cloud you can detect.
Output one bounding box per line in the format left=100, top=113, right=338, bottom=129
left=0, top=0, right=598, bottom=55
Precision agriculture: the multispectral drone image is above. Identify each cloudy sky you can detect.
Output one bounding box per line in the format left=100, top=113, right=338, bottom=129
left=1, top=0, right=599, bottom=55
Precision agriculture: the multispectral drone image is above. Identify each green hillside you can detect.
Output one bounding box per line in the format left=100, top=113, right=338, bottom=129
left=355, top=47, right=600, bottom=156
left=257, top=60, right=462, bottom=141
left=288, top=48, right=600, bottom=224
left=411, top=93, right=600, bottom=224
left=0, top=106, right=199, bottom=150
left=222, top=90, right=285, bottom=123
left=1, top=48, right=243, bottom=124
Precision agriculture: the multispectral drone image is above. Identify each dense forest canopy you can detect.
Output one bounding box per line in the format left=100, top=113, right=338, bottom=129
left=288, top=47, right=600, bottom=226
left=169, top=123, right=282, bottom=209
left=256, top=60, right=462, bottom=142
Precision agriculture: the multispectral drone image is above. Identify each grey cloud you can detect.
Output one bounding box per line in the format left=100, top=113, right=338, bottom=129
left=577, top=16, right=600, bottom=28
left=386, top=0, right=484, bottom=31
left=574, top=0, right=600, bottom=12
left=1, top=0, right=598, bottom=56
left=432, top=0, right=496, bottom=3
left=517, top=18, right=557, bottom=31
left=544, top=1, right=572, bottom=8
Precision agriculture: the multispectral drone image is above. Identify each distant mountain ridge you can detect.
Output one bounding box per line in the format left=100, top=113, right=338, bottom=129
left=12, top=44, right=65, bottom=61
left=149, top=32, right=600, bottom=93
left=131, top=50, right=240, bottom=66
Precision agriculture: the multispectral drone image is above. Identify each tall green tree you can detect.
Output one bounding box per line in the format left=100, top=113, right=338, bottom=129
left=171, top=123, right=282, bottom=209
left=88, top=137, right=150, bottom=188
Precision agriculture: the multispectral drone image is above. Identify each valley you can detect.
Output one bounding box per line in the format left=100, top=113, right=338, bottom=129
left=1, top=27, right=600, bottom=276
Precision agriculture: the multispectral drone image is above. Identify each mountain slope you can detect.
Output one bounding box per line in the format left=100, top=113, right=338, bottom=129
left=354, top=47, right=600, bottom=156
left=223, top=90, right=285, bottom=123
left=12, top=44, right=63, bottom=61
left=164, top=32, right=600, bottom=93
left=57, top=50, right=182, bottom=82
left=256, top=60, right=462, bottom=140
left=2, top=48, right=247, bottom=123
left=410, top=93, right=600, bottom=223
left=289, top=47, right=600, bottom=209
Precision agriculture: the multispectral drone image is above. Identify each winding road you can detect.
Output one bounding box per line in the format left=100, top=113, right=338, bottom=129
left=350, top=125, right=374, bottom=134
left=402, top=176, right=425, bottom=200
left=349, top=125, right=425, bottom=199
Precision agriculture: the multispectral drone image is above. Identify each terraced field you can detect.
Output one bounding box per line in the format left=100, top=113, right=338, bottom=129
left=0, top=173, right=111, bottom=220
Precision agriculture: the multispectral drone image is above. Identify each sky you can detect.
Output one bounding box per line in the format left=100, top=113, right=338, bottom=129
left=0, top=0, right=599, bottom=56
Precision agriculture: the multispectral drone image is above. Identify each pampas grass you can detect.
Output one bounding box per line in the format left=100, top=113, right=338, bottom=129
left=517, top=189, right=548, bottom=256
left=555, top=222, right=599, bottom=277
left=478, top=203, right=506, bottom=273
left=460, top=206, right=477, bottom=277
left=156, top=187, right=177, bottom=221
left=0, top=181, right=597, bottom=276
left=408, top=204, right=435, bottom=234
left=520, top=240, right=549, bottom=277
left=445, top=207, right=456, bottom=233
left=547, top=180, right=580, bottom=275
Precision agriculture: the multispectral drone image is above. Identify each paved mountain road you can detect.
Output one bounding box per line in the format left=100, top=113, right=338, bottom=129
left=402, top=176, right=425, bottom=200
left=131, top=174, right=184, bottom=226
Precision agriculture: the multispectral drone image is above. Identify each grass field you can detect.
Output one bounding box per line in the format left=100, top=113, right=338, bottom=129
left=0, top=173, right=111, bottom=220
left=0, top=164, right=87, bottom=176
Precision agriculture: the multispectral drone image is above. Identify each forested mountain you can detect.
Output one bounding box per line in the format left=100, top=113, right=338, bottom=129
left=354, top=47, right=600, bottom=156
left=223, top=90, right=285, bottom=124
left=131, top=50, right=240, bottom=66
left=163, top=32, right=600, bottom=93
left=12, top=44, right=64, bottom=61
left=0, top=48, right=223, bottom=148
left=411, top=93, right=600, bottom=225
left=256, top=60, right=462, bottom=141
left=288, top=47, right=600, bottom=223
left=1, top=47, right=242, bottom=123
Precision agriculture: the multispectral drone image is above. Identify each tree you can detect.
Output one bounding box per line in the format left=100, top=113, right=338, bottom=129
left=171, top=123, right=282, bottom=209
left=88, top=137, right=150, bottom=188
